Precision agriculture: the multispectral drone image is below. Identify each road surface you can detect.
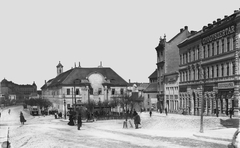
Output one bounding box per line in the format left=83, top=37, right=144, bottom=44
left=0, top=106, right=230, bottom=148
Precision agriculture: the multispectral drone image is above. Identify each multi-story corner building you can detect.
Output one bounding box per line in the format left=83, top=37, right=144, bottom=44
left=143, top=69, right=158, bottom=111
left=178, top=9, right=240, bottom=116
left=41, top=62, right=128, bottom=114
left=0, top=78, right=37, bottom=102
left=155, top=27, right=190, bottom=113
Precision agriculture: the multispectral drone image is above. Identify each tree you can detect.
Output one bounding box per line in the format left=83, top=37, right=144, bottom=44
left=24, top=98, right=52, bottom=109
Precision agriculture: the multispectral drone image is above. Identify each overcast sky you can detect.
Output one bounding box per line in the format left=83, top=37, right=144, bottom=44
left=0, top=0, right=239, bottom=89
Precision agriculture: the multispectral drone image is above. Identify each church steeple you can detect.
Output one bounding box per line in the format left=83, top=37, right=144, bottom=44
left=56, top=61, right=63, bottom=76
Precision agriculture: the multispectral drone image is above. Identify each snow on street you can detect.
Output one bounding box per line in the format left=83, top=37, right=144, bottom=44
left=0, top=106, right=230, bottom=148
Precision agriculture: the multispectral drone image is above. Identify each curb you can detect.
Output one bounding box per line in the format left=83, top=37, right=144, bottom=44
left=193, top=134, right=231, bottom=142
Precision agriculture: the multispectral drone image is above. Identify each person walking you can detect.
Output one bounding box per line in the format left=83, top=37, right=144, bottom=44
left=20, top=111, right=26, bottom=125
left=149, top=110, right=152, bottom=117
left=8, top=109, right=11, bottom=115
left=165, top=107, right=168, bottom=116
left=229, top=108, right=234, bottom=119
left=133, top=112, right=141, bottom=129
left=77, top=113, right=82, bottom=130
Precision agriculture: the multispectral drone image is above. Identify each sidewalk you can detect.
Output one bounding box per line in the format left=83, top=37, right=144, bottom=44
left=0, top=126, right=9, bottom=145
left=193, top=128, right=236, bottom=142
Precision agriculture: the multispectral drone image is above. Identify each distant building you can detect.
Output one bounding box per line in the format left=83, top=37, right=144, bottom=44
left=178, top=9, right=240, bottom=116
left=41, top=61, right=128, bottom=113
left=155, top=27, right=190, bottom=113
left=127, top=80, right=149, bottom=111
left=144, top=69, right=158, bottom=111
left=0, top=78, right=37, bottom=102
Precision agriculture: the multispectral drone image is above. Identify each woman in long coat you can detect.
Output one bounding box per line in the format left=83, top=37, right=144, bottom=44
left=133, top=112, right=141, bottom=129
left=20, top=111, right=26, bottom=125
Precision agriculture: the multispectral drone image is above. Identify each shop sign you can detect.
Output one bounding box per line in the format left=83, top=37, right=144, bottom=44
left=218, top=82, right=234, bottom=89
left=202, top=25, right=235, bottom=45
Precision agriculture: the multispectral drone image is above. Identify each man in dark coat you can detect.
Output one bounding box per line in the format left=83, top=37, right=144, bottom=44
left=77, top=113, right=82, bottom=130
left=133, top=112, right=141, bottom=129
left=20, top=111, right=26, bottom=125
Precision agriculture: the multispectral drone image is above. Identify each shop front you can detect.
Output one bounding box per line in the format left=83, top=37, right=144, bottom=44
left=216, top=82, right=234, bottom=116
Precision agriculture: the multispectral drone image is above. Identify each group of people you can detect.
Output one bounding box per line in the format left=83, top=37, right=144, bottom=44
left=67, top=111, right=82, bottom=130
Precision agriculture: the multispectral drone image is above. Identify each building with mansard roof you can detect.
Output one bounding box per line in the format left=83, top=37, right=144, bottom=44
left=41, top=61, right=128, bottom=114
left=178, top=9, right=240, bottom=116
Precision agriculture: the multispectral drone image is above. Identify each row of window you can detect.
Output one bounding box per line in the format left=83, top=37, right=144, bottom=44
left=45, top=88, right=125, bottom=96
left=166, top=95, right=178, bottom=100
left=166, top=87, right=178, bottom=92
left=180, top=36, right=234, bottom=65
left=180, top=61, right=235, bottom=82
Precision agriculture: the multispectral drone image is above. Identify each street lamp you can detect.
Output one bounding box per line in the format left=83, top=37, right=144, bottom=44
left=63, top=94, right=66, bottom=119
left=199, top=62, right=206, bottom=133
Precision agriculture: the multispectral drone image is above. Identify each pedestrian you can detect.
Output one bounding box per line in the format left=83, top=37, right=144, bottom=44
left=20, top=111, right=26, bottom=125
left=133, top=112, right=141, bottom=129
left=229, top=108, right=234, bottom=119
left=133, top=110, right=137, bottom=117
left=54, top=113, right=58, bottom=119
left=8, top=109, right=11, bottom=115
left=165, top=107, right=168, bottom=116
left=0, top=112, right=1, bottom=118
left=77, top=113, right=82, bottom=130
left=149, top=109, right=152, bottom=117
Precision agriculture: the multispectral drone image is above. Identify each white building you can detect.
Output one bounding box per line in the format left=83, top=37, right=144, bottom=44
left=41, top=62, right=128, bottom=114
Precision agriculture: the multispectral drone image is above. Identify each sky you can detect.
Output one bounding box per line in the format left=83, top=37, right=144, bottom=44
left=0, top=0, right=240, bottom=90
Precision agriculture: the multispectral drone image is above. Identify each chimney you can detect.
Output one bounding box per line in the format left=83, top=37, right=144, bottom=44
left=74, top=62, right=76, bottom=68
left=98, top=61, right=102, bottom=68
left=129, top=79, right=131, bottom=83
left=224, top=15, right=228, bottom=18
left=217, top=18, right=221, bottom=22
left=184, top=26, right=188, bottom=30
left=79, top=62, right=81, bottom=67
left=208, top=23, right=212, bottom=27
left=213, top=21, right=216, bottom=24
left=180, top=28, right=184, bottom=32
left=234, top=10, right=239, bottom=13
left=45, top=80, right=47, bottom=84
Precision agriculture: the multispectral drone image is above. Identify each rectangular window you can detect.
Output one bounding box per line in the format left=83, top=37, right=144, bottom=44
left=98, top=88, right=102, bottom=95
left=207, top=44, right=210, bottom=57
left=222, top=39, right=225, bottom=53
left=203, top=46, right=206, bottom=58
left=212, top=43, right=214, bottom=56
left=120, top=88, right=124, bottom=95
left=227, top=37, right=230, bottom=52
left=76, top=88, right=79, bottom=95
left=67, top=89, right=70, bottom=95
left=67, top=104, right=70, bottom=108
left=216, top=41, right=219, bottom=55
left=111, top=88, right=115, bottom=95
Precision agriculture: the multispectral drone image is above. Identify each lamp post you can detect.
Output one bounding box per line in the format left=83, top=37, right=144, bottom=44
left=63, top=94, right=66, bottom=119
left=199, top=62, right=206, bottom=133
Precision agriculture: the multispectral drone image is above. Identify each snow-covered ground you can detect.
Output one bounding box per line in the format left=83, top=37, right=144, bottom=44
left=0, top=106, right=233, bottom=148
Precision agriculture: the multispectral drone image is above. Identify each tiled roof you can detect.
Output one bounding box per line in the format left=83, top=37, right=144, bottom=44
left=42, top=67, right=128, bottom=89
left=138, top=83, right=149, bottom=91
left=148, top=69, right=157, bottom=79
left=144, top=82, right=158, bottom=93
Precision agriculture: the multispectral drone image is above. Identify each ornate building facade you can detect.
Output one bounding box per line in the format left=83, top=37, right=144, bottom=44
left=155, top=27, right=190, bottom=113
left=41, top=62, right=128, bottom=114
left=178, top=10, right=240, bottom=116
